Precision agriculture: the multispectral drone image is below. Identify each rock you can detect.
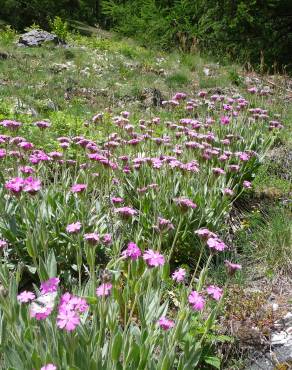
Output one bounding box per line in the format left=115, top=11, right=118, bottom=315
left=18, top=29, right=65, bottom=47
left=284, top=313, right=292, bottom=326
left=271, top=332, right=291, bottom=346
left=140, top=88, right=163, bottom=108
left=0, top=51, right=9, bottom=59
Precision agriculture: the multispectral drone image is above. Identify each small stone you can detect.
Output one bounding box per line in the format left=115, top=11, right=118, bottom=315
left=283, top=312, right=292, bottom=326
left=271, top=332, right=289, bottom=346
left=272, top=303, right=279, bottom=311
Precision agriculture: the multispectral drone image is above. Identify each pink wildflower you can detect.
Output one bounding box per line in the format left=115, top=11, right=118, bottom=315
left=111, top=197, right=124, bottom=204
left=71, top=184, right=87, bottom=193
left=243, top=180, right=252, bottom=189
left=5, top=177, right=24, bottom=194
left=40, top=277, right=60, bottom=294
left=66, top=222, right=82, bottom=234
left=84, top=233, right=99, bottom=245
left=225, top=260, right=242, bottom=275
left=35, top=120, right=51, bottom=129
left=23, top=177, right=41, bottom=194
left=174, top=197, right=197, bottom=210
left=17, top=290, right=35, bottom=303
left=158, top=316, right=175, bottom=330
left=220, top=116, right=230, bottom=125
left=57, top=308, right=80, bottom=331
left=172, top=268, right=186, bottom=282
left=143, top=249, right=165, bottom=267
left=122, top=242, right=141, bottom=260
left=41, top=364, right=57, bottom=370
left=207, top=237, right=227, bottom=251
left=0, top=239, right=8, bottom=249
left=96, top=283, right=112, bottom=297
left=195, top=228, right=216, bottom=240
left=188, top=291, right=205, bottom=311
left=206, top=285, right=223, bottom=301
left=102, top=234, right=112, bottom=245
left=114, top=207, right=137, bottom=218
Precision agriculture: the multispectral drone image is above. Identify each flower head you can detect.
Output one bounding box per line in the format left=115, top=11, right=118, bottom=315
left=17, top=290, right=35, bottom=303
left=143, top=249, right=165, bottom=267
left=174, top=197, right=197, bottom=211
left=114, top=207, right=137, bottom=218
left=0, top=239, right=8, bottom=249
left=207, top=237, right=227, bottom=251
left=84, top=233, right=99, bottom=245
left=71, top=184, right=87, bottom=193
left=57, top=307, right=80, bottom=332
left=206, top=285, right=223, bottom=301
left=224, top=260, right=242, bottom=275
left=66, top=222, right=82, bottom=234
left=41, top=364, right=57, bottom=370
left=243, top=180, right=252, bottom=189
left=96, top=283, right=112, bottom=297
left=172, top=268, right=186, bottom=282
left=195, top=228, right=216, bottom=240
left=122, top=242, right=141, bottom=260
left=40, top=277, right=60, bottom=294
left=158, top=316, right=175, bottom=330
left=188, top=291, right=205, bottom=311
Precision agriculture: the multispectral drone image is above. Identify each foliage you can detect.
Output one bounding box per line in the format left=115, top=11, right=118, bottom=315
left=101, top=0, right=292, bottom=72
left=49, top=16, right=69, bottom=41
left=0, top=25, right=17, bottom=46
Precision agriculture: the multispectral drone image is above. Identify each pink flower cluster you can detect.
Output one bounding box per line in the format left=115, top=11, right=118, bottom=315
left=195, top=228, right=228, bottom=252
left=122, top=242, right=141, bottom=260
left=5, top=177, right=41, bottom=195
left=57, top=293, right=89, bottom=331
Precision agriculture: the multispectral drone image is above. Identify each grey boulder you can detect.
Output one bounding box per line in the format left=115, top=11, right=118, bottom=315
left=18, top=29, right=65, bottom=47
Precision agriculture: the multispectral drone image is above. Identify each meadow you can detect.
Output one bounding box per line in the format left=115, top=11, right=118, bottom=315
left=0, top=27, right=291, bottom=369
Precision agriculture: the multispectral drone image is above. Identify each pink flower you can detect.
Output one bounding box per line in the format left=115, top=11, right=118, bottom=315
left=96, top=283, right=112, bottom=297
left=188, top=291, right=205, bottom=311
left=35, top=120, right=51, bottom=129
left=17, top=290, right=35, bottom=303
left=102, top=234, right=112, bottom=245
left=41, top=364, right=57, bottom=370
left=23, top=177, right=41, bottom=194
left=122, top=242, right=141, bottom=260
left=156, top=217, right=174, bottom=232
left=223, top=188, right=234, bottom=196
left=174, top=197, right=197, bottom=210
left=143, top=249, right=165, bottom=267
left=114, top=207, right=137, bottom=218
left=40, top=277, right=60, bottom=294
left=19, top=166, right=34, bottom=174
left=158, top=316, right=175, bottom=330
left=206, top=285, right=223, bottom=301
left=243, top=180, right=252, bottom=189
left=66, top=222, right=82, bottom=234
left=212, top=167, right=225, bottom=176
left=5, top=177, right=24, bottom=194
left=195, top=228, right=216, bottom=240
left=71, top=184, right=87, bottom=193
left=84, top=233, right=99, bottom=245
left=172, top=268, right=186, bottom=282
left=207, top=237, right=227, bottom=251
left=0, top=239, right=8, bottom=249
left=111, top=197, right=124, bottom=204
left=57, top=307, right=80, bottom=331
left=224, top=260, right=242, bottom=275
left=0, top=120, right=22, bottom=129
left=220, top=116, right=230, bottom=125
